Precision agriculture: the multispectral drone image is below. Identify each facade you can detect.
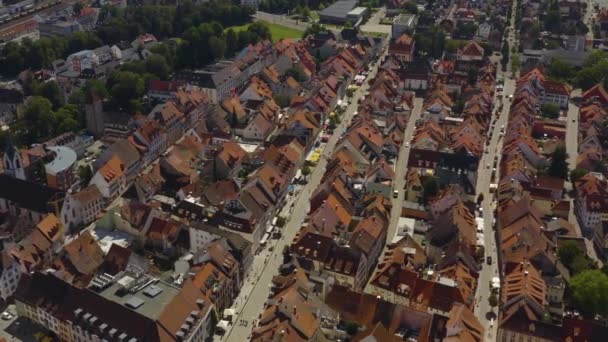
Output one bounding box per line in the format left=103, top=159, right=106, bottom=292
left=392, top=13, right=417, bottom=38
left=44, top=146, right=77, bottom=190
left=90, top=155, right=127, bottom=200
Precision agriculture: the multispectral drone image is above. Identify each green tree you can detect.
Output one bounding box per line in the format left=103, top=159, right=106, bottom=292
left=423, top=176, right=439, bottom=199
left=558, top=240, right=584, bottom=266
left=225, top=29, right=239, bottom=57
left=301, top=165, right=312, bottom=176
left=54, top=104, right=82, bottom=133
left=547, top=145, right=569, bottom=179
left=35, top=81, right=64, bottom=110
left=83, top=79, right=109, bottom=103
left=108, top=71, right=145, bottom=111
left=402, top=2, right=418, bottom=14
left=489, top=292, right=498, bottom=307
left=22, top=96, right=55, bottom=143
left=511, top=53, right=520, bottom=75
left=78, top=165, right=93, bottom=185
left=208, top=36, right=226, bottom=61
left=570, top=270, right=608, bottom=317
left=541, top=104, right=560, bottom=119
left=276, top=216, right=286, bottom=228
left=467, top=67, right=479, bottom=86
left=570, top=168, right=589, bottom=182
left=285, top=67, right=306, bottom=82
left=547, top=58, right=575, bottom=82
left=144, top=54, right=171, bottom=80
left=345, top=321, right=360, bottom=335
left=247, top=22, right=272, bottom=41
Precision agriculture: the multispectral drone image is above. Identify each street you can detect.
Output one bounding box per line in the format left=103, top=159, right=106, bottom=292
left=472, top=1, right=519, bottom=339
left=385, top=97, right=423, bottom=242
left=359, top=7, right=391, bottom=35
left=216, top=44, right=389, bottom=342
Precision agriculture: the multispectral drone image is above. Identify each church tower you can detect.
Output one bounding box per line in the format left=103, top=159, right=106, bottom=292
left=2, top=136, right=26, bottom=180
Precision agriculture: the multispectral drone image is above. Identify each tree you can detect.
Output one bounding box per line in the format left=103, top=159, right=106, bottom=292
left=423, top=176, right=439, bottom=199
left=108, top=71, right=145, bottom=111
left=78, top=164, right=93, bottom=185
left=570, top=168, right=589, bottom=182
left=247, top=22, right=272, bottom=41
left=301, top=165, right=311, bottom=176
left=570, top=270, right=608, bottom=317
left=21, top=96, right=55, bottom=143
left=547, top=58, right=575, bottom=82
left=511, top=53, right=520, bottom=76
left=73, top=2, right=84, bottom=16
left=285, top=67, right=306, bottom=82
left=547, top=145, right=569, bottom=179
left=208, top=36, right=226, bottom=61
left=489, top=293, right=498, bottom=307
left=225, top=29, right=239, bottom=57
left=558, top=241, right=584, bottom=266
left=344, top=321, right=360, bottom=335
left=276, top=216, right=286, bottom=228
left=83, top=79, right=109, bottom=103
left=35, top=81, right=64, bottom=110
left=402, top=2, right=418, bottom=14
left=541, top=104, right=560, bottom=119
left=467, top=67, right=479, bottom=86
left=144, top=54, right=171, bottom=80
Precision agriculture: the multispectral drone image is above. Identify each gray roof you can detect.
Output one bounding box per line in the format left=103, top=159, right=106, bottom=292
left=44, top=146, right=77, bottom=175
left=109, top=139, right=141, bottom=166
left=320, top=0, right=358, bottom=19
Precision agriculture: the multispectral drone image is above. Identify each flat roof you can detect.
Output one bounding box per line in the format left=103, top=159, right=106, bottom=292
left=98, top=275, right=179, bottom=320
left=45, top=145, right=77, bottom=175
left=320, top=0, right=358, bottom=19
left=347, top=7, right=368, bottom=16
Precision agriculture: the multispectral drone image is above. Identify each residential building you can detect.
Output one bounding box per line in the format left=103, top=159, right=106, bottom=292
left=90, top=155, right=127, bottom=200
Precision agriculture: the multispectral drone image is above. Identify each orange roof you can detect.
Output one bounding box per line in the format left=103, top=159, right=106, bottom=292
left=99, top=155, right=125, bottom=182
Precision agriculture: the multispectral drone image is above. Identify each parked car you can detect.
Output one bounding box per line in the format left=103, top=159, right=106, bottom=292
left=486, top=256, right=492, bottom=265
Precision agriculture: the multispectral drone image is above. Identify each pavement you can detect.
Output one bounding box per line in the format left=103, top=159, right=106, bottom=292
left=359, top=7, right=392, bottom=35
left=253, top=11, right=340, bottom=34
left=384, top=97, right=423, bottom=242
left=472, top=2, right=519, bottom=339
left=216, top=42, right=389, bottom=342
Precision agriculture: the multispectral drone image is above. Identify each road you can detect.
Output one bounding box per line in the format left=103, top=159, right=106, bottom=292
left=217, top=44, right=389, bottom=342
left=472, top=1, right=519, bottom=339
left=253, top=11, right=341, bottom=34
left=385, top=97, right=423, bottom=242
left=359, top=7, right=392, bottom=35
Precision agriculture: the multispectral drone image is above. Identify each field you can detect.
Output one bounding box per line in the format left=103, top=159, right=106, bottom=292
left=226, top=20, right=303, bottom=41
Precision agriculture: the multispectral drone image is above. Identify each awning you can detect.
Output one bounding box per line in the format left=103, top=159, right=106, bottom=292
left=217, top=320, right=229, bottom=331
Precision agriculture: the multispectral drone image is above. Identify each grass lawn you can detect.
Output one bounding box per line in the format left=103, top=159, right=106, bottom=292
left=225, top=20, right=304, bottom=41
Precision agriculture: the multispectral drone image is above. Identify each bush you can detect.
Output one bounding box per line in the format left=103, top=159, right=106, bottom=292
left=276, top=216, right=286, bottom=228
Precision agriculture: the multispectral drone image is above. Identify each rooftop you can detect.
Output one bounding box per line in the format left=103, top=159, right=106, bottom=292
left=44, top=145, right=77, bottom=175
left=94, top=266, right=180, bottom=320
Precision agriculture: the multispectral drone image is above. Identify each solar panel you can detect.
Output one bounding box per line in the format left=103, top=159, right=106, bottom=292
left=143, top=285, right=163, bottom=298
left=125, top=296, right=145, bottom=309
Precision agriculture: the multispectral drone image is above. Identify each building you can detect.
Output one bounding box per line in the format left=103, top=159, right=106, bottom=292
left=61, top=184, right=104, bottom=229
left=0, top=251, right=20, bottom=301
left=0, top=174, right=64, bottom=226
left=389, top=33, right=415, bottom=62
left=392, top=13, right=417, bottom=38
left=38, top=19, right=83, bottom=38
left=319, top=0, right=368, bottom=25
left=15, top=270, right=216, bottom=342
left=44, top=146, right=77, bottom=190
left=90, top=155, right=127, bottom=200
left=173, top=42, right=272, bottom=104
left=575, top=172, right=608, bottom=233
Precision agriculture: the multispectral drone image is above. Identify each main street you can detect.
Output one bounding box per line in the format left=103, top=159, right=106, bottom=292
left=217, top=43, right=389, bottom=342
left=473, top=0, right=519, bottom=339
left=385, top=97, right=423, bottom=242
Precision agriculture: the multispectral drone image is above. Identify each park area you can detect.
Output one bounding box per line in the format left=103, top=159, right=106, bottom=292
left=226, top=20, right=303, bottom=41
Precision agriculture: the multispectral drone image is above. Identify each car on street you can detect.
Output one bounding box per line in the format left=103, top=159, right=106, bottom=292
left=486, top=256, right=492, bottom=265
left=393, top=190, right=399, bottom=198
left=1, top=312, right=12, bottom=320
